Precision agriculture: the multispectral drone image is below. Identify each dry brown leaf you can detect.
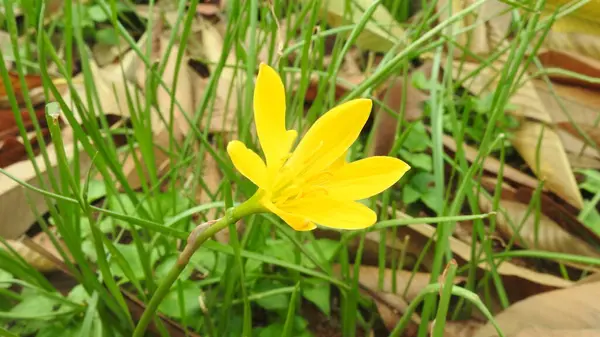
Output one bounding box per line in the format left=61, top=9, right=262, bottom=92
left=537, top=50, right=600, bottom=89
left=62, top=60, right=149, bottom=125
left=474, top=282, right=600, bottom=337
left=557, top=122, right=600, bottom=152
left=370, top=73, right=429, bottom=156
left=567, top=153, right=600, bottom=169
left=3, top=229, right=68, bottom=272
left=440, top=132, right=539, bottom=189
left=543, top=29, right=600, bottom=61
left=0, top=72, right=47, bottom=109
left=451, top=57, right=583, bottom=208
left=190, top=19, right=239, bottom=134
left=444, top=320, right=485, bottom=337
left=509, top=328, right=600, bottom=337
left=478, top=196, right=600, bottom=261
left=345, top=265, right=465, bottom=302
left=401, top=221, right=574, bottom=292
left=511, top=120, right=584, bottom=209
left=0, top=140, right=91, bottom=239
left=315, top=0, right=406, bottom=52
left=533, top=80, right=600, bottom=125
left=436, top=0, right=511, bottom=58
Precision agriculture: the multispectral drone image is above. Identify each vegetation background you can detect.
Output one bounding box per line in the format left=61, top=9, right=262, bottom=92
left=0, top=0, right=600, bottom=336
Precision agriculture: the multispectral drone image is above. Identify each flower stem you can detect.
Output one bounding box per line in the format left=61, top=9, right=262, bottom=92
left=132, top=194, right=264, bottom=337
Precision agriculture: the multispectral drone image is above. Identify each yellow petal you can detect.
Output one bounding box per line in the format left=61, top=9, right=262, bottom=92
left=329, top=151, right=348, bottom=171
left=279, top=196, right=377, bottom=230
left=264, top=201, right=317, bottom=231
left=287, top=99, right=372, bottom=178
left=254, top=63, right=288, bottom=168
left=227, top=140, right=267, bottom=188
left=325, top=156, right=411, bottom=201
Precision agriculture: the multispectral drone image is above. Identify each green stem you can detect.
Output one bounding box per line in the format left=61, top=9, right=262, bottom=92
left=132, top=193, right=265, bottom=337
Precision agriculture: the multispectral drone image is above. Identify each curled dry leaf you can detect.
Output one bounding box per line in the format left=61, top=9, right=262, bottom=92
left=450, top=57, right=584, bottom=209
left=537, top=50, right=600, bottom=89
left=190, top=18, right=240, bottom=134
left=533, top=79, right=600, bottom=126
left=436, top=0, right=511, bottom=59
left=557, top=122, right=600, bottom=153
left=0, top=72, right=45, bottom=108
left=370, top=73, right=429, bottom=156
left=0, top=140, right=90, bottom=239
left=511, top=120, right=584, bottom=209
left=440, top=132, right=538, bottom=189
left=508, top=328, right=600, bottom=337
left=3, top=229, right=69, bottom=272
left=311, top=0, right=407, bottom=52
left=478, top=195, right=600, bottom=261
left=400, top=220, right=574, bottom=298
left=541, top=0, right=600, bottom=60
left=474, top=281, right=600, bottom=337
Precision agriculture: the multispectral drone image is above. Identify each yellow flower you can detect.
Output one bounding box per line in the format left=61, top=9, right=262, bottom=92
left=227, top=63, right=410, bottom=231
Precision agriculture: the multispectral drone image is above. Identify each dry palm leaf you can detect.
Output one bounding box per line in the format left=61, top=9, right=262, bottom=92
left=449, top=58, right=584, bottom=209
left=474, top=281, right=600, bottom=337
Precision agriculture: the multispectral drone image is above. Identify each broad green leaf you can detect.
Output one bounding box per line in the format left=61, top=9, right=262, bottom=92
left=253, top=280, right=290, bottom=311
left=399, top=150, right=432, bottom=171
left=158, top=281, right=201, bottom=319
left=303, top=279, right=331, bottom=316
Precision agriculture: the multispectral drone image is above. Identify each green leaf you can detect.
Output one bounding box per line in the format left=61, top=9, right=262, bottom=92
left=402, top=121, right=430, bottom=152
left=0, top=269, right=12, bottom=288
left=109, top=244, right=158, bottom=280
left=10, top=294, right=58, bottom=319
left=261, top=239, right=295, bottom=264
left=579, top=169, right=600, bottom=193
left=421, top=189, right=443, bottom=213
left=257, top=323, right=284, bottom=337
left=410, top=172, right=435, bottom=193
left=158, top=281, right=201, bottom=319
left=37, top=324, right=80, bottom=337
left=189, top=247, right=228, bottom=276
left=399, top=149, right=432, bottom=171
left=302, top=279, right=330, bottom=316
left=402, top=184, right=421, bottom=204
left=67, top=284, right=90, bottom=305
left=85, top=179, right=107, bottom=202
left=96, top=28, right=119, bottom=45
left=302, top=239, right=338, bottom=268
left=253, top=280, right=290, bottom=311
left=87, top=5, right=108, bottom=22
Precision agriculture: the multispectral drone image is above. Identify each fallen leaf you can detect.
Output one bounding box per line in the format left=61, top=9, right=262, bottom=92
left=344, top=264, right=466, bottom=302
left=474, top=281, right=600, bottom=337
left=541, top=1, right=600, bottom=60
left=533, top=80, right=600, bottom=126
left=511, top=120, right=584, bottom=209
left=508, top=328, right=600, bottom=337
left=398, top=219, right=574, bottom=294
left=478, top=196, right=600, bottom=261
left=0, top=140, right=91, bottom=239
left=567, top=153, right=600, bottom=169
left=537, top=50, right=600, bottom=89
left=313, top=0, right=407, bottom=52
left=557, top=122, right=600, bottom=153
left=370, top=73, right=429, bottom=156
left=444, top=320, right=485, bottom=337
left=440, top=132, right=539, bottom=190
left=0, top=72, right=46, bottom=108
left=509, top=186, right=600, bottom=250
left=3, top=228, right=69, bottom=272
left=436, top=0, right=511, bottom=58
left=190, top=18, right=240, bottom=134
